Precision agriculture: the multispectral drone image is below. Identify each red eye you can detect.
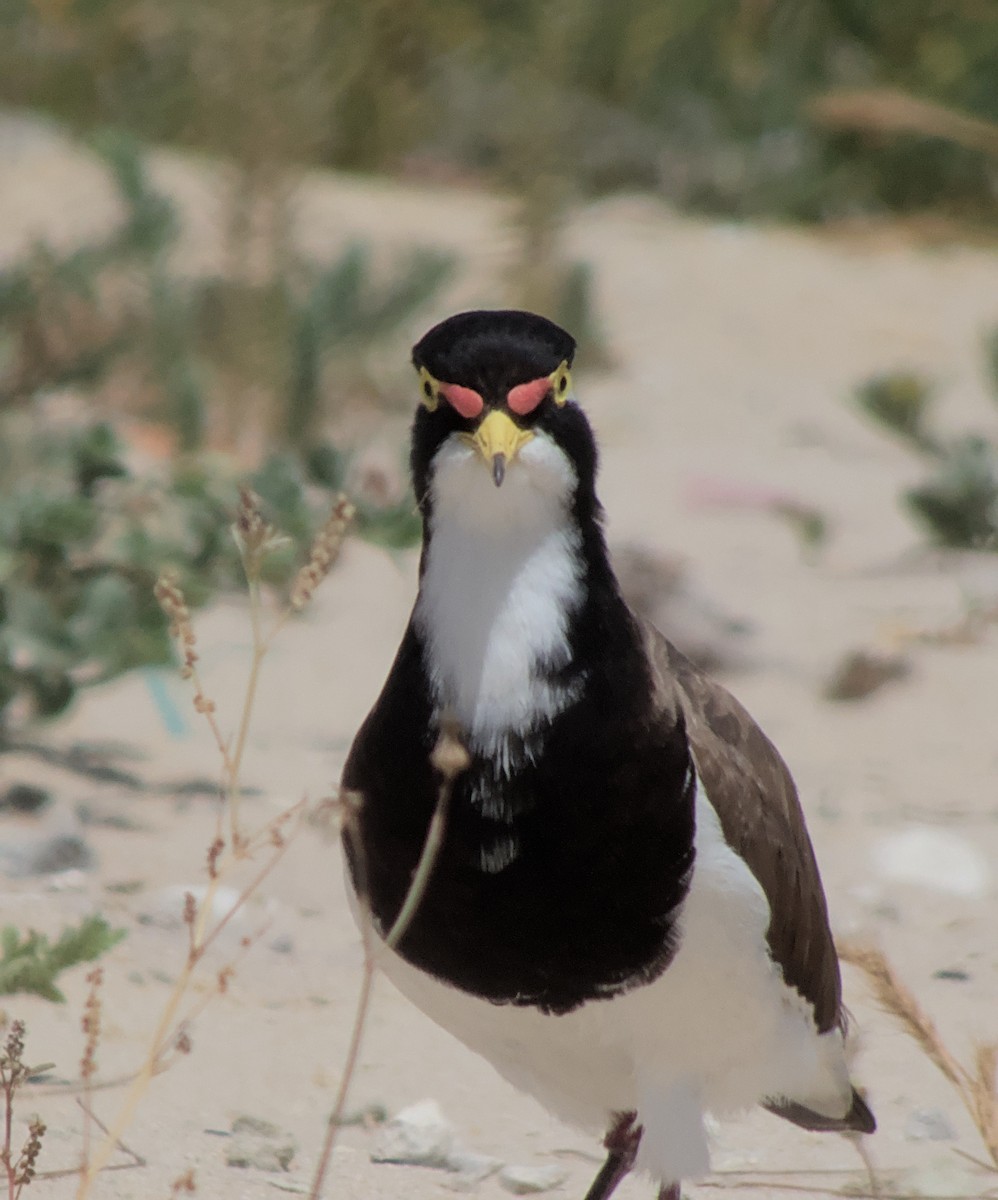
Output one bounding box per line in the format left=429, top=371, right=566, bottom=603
left=507, top=377, right=551, bottom=415
left=439, top=382, right=484, bottom=419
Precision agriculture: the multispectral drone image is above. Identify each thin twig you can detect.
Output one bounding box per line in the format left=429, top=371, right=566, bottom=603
left=75, top=492, right=351, bottom=1198
left=74, top=1100, right=145, bottom=1169
left=308, top=719, right=470, bottom=1198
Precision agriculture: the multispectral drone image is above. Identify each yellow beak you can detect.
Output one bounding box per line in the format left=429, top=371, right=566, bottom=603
left=464, top=410, right=534, bottom=487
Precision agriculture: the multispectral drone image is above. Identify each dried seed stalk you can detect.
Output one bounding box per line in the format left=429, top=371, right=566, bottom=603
left=841, top=942, right=998, bottom=1170
left=308, top=718, right=470, bottom=1199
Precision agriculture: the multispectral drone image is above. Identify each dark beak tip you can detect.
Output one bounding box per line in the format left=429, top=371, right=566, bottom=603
left=492, top=455, right=506, bottom=488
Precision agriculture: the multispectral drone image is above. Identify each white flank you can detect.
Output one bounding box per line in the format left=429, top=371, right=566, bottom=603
left=415, top=428, right=583, bottom=760
left=369, top=782, right=856, bottom=1187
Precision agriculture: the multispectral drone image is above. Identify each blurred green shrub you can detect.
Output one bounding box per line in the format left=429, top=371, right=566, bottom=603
left=0, top=413, right=418, bottom=730
left=1, top=0, right=996, bottom=224
left=0, top=917, right=125, bottom=1002
left=854, top=337, right=998, bottom=551
left=0, top=135, right=442, bottom=733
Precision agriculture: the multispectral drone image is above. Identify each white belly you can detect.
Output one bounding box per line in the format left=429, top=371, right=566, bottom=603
left=362, top=786, right=852, bottom=1185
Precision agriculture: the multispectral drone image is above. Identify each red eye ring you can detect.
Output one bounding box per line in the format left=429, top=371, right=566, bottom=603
left=507, top=377, right=551, bottom=416
left=439, top=382, right=484, bottom=419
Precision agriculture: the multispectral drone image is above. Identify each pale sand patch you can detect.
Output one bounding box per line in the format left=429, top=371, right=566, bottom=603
left=3, top=125, right=998, bottom=1198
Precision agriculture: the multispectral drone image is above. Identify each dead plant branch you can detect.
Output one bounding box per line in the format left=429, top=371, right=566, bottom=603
left=308, top=718, right=470, bottom=1199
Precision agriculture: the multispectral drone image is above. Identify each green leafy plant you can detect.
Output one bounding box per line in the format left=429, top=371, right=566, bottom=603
left=0, top=132, right=453, bottom=450
left=0, top=415, right=420, bottom=732
left=854, top=338, right=998, bottom=551
left=0, top=918, right=125, bottom=1003
left=0, top=135, right=443, bottom=734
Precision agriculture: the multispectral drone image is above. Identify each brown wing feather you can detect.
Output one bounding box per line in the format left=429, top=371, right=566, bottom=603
left=641, top=620, right=842, bottom=1035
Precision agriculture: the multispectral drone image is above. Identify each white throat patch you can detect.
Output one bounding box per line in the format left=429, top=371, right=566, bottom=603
left=415, top=428, right=584, bottom=760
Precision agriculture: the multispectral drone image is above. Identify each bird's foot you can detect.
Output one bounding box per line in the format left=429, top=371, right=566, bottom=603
left=583, top=1112, right=643, bottom=1200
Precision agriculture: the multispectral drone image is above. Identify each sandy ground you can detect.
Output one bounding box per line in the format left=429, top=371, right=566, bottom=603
left=2, top=115, right=998, bottom=1199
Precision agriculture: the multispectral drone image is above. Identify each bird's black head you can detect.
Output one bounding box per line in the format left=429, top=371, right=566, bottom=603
left=413, top=309, right=575, bottom=398
left=410, top=310, right=599, bottom=521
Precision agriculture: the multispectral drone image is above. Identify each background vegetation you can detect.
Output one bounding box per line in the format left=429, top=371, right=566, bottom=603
left=1, top=0, right=996, bottom=224
left=1, top=0, right=997, bottom=734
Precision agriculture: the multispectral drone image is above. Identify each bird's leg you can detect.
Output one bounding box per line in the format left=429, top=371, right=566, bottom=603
left=657, top=1185, right=681, bottom=1200
left=583, top=1111, right=643, bottom=1200
left=844, top=1131, right=881, bottom=1197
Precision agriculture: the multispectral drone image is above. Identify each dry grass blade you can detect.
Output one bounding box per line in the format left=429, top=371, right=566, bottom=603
left=308, top=718, right=471, bottom=1199
left=840, top=942, right=998, bottom=1172
left=973, top=1044, right=998, bottom=1167
left=810, top=88, right=998, bottom=158
left=839, top=943, right=966, bottom=1089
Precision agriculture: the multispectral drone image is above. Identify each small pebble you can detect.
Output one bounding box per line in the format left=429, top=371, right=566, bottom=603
left=333, top=1102, right=388, bottom=1128
left=823, top=649, right=910, bottom=702
left=0, top=831, right=93, bottom=877
left=904, top=1107, right=957, bottom=1142
left=872, top=827, right=990, bottom=897
left=371, top=1099, right=455, bottom=1168
left=499, top=1164, right=569, bottom=1194
left=932, top=968, right=969, bottom=982
left=225, top=1135, right=296, bottom=1172
left=445, top=1147, right=504, bottom=1187
left=225, top=1114, right=296, bottom=1172
left=0, top=784, right=51, bottom=813
left=232, top=1115, right=281, bottom=1137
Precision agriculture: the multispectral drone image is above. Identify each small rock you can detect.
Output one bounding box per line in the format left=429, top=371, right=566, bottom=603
left=75, top=802, right=143, bottom=830
left=225, top=1135, right=296, bottom=1172
left=225, top=1114, right=296, bottom=1172
left=932, top=967, right=969, bottom=982
left=0, top=830, right=93, bottom=877
left=0, top=784, right=51, bottom=813
left=445, top=1147, right=504, bottom=1187
left=823, top=649, right=910, bottom=702
left=872, top=827, right=990, bottom=897
left=232, top=1115, right=281, bottom=1137
left=371, top=1099, right=455, bottom=1168
left=904, top=1108, right=957, bottom=1142
left=498, top=1164, right=568, bottom=1194
left=333, top=1102, right=388, bottom=1129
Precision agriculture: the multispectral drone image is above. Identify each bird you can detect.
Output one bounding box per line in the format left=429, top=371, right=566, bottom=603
left=341, top=309, right=874, bottom=1200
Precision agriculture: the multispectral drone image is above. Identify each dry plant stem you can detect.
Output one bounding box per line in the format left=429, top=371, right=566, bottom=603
left=841, top=943, right=998, bottom=1171
left=383, top=779, right=453, bottom=953
left=226, top=575, right=265, bottom=847
left=76, top=501, right=352, bottom=1198
left=75, top=813, right=301, bottom=1197
left=80, top=576, right=310, bottom=1195
left=308, top=902, right=377, bottom=1200
left=309, top=723, right=469, bottom=1199
left=79, top=969, right=102, bottom=1184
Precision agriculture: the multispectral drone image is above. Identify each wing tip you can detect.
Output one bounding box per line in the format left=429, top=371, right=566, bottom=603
left=765, top=1088, right=876, bottom=1135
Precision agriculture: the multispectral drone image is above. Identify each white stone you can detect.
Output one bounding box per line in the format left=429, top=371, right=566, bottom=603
left=872, top=828, right=990, bottom=898
left=904, top=1107, right=957, bottom=1142
left=444, top=1147, right=504, bottom=1189
left=370, top=1099, right=455, bottom=1168
left=498, top=1165, right=569, bottom=1194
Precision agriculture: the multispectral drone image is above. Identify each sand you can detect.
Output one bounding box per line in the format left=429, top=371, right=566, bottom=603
left=2, top=116, right=998, bottom=1199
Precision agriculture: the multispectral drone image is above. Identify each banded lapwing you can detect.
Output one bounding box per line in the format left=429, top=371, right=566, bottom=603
left=343, top=310, right=874, bottom=1200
